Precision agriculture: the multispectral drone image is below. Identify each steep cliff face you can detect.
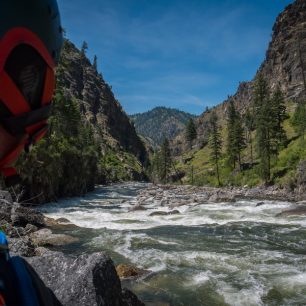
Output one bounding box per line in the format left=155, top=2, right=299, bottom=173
left=57, top=40, right=147, bottom=163
left=13, top=39, right=148, bottom=204
left=173, top=0, right=306, bottom=155
left=262, top=0, right=306, bottom=99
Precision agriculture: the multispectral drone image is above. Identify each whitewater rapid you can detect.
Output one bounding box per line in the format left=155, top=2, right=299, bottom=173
left=40, top=183, right=306, bottom=306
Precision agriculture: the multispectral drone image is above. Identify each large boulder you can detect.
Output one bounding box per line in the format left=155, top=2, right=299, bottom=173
left=27, top=251, right=144, bottom=306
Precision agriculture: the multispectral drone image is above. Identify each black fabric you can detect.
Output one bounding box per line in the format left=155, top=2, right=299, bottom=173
left=0, top=257, right=23, bottom=306
left=1, top=0, right=63, bottom=64
left=23, top=259, right=63, bottom=306
left=4, top=174, right=21, bottom=187
left=5, top=44, right=47, bottom=110
left=1, top=104, right=51, bottom=136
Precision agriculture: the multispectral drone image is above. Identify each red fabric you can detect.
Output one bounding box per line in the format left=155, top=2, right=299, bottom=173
left=25, top=121, right=47, bottom=135
left=0, top=141, right=26, bottom=170
left=1, top=167, right=17, bottom=177
left=0, top=27, right=55, bottom=73
left=0, top=28, right=56, bottom=175
left=0, top=293, right=5, bottom=306
left=0, top=71, right=30, bottom=115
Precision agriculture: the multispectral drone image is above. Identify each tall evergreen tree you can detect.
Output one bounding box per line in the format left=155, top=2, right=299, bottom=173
left=185, top=118, right=197, bottom=148
left=81, top=41, right=88, bottom=55
left=209, top=112, right=222, bottom=186
left=271, top=86, right=288, bottom=152
left=93, top=55, right=98, bottom=71
left=159, top=138, right=172, bottom=183
left=253, top=73, right=273, bottom=183
left=227, top=100, right=237, bottom=169
left=226, top=101, right=246, bottom=170
left=244, top=109, right=255, bottom=165
left=291, top=100, right=306, bottom=140
left=233, top=112, right=246, bottom=170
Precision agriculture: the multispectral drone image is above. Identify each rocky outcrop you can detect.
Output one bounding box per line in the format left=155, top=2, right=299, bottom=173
left=0, top=200, right=45, bottom=230
left=173, top=0, right=306, bottom=155
left=58, top=40, right=147, bottom=163
left=261, top=0, right=306, bottom=100
left=132, top=184, right=300, bottom=209
left=10, top=204, right=45, bottom=228
left=27, top=251, right=144, bottom=306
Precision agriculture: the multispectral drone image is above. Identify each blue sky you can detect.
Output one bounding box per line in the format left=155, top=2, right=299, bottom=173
left=57, top=0, right=294, bottom=115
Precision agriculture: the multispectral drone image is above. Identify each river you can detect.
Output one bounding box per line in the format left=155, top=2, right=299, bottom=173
left=40, top=182, right=306, bottom=306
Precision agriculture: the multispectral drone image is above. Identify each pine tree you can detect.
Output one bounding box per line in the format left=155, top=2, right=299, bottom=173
left=93, top=55, right=98, bottom=71
left=149, top=151, right=162, bottom=184
left=227, top=100, right=237, bottom=169
left=244, top=109, right=255, bottom=165
left=81, top=41, right=88, bottom=55
left=253, top=73, right=273, bottom=183
left=226, top=101, right=246, bottom=170
left=233, top=112, right=246, bottom=170
left=291, top=101, right=306, bottom=140
left=185, top=118, right=197, bottom=148
left=271, top=86, right=288, bottom=153
left=209, top=112, right=222, bottom=186
left=159, top=138, right=172, bottom=183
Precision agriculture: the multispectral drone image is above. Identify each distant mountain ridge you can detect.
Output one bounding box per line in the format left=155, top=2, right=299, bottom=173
left=130, top=107, right=197, bottom=147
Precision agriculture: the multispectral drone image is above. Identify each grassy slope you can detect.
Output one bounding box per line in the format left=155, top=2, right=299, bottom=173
left=175, top=104, right=306, bottom=188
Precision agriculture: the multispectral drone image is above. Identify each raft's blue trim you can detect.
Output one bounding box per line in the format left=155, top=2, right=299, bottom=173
left=10, top=257, right=40, bottom=306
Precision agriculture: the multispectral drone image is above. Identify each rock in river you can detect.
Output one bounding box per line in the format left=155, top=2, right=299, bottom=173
left=30, top=228, right=79, bottom=247
left=27, top=251, right=144, bottom=306
left=116, top=264, right=151, bottom=280
left=276, top=205, right=306, bottom=217
left=149, top=210, right=180, bottom=216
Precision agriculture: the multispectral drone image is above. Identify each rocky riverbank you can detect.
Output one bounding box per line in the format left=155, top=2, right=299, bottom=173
left=0, top=190, right=144, bottom=306
left=1, top=182, right=305, bottom=305
left=131, top=183, right=306, bottom=212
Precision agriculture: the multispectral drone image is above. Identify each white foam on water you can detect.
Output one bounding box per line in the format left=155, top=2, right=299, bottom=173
left=275, top=272, right=306, bottom=293
left=188, top=271, right=211, bottom=287
left=218, top=283, right=265, bottom=306
left=41, top=183, right=306, bottom=305
left=43, top=205, right=306, bottom=230
left=41, top=188, right=306, bottom=230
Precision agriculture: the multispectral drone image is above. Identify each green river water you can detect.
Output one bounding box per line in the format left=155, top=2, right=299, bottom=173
left=41, top=183, right=306, bottom=306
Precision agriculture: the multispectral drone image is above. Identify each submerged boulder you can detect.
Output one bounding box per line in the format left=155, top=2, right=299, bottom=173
left=116, top=264, right=151, bottom=280
left=149, top=210, right=180, bottom=216
left=27, top=251, right=144, bottom=306
left=30, top=228, right=79, bottom=247
left=276, top=205, right=306, bottom=217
